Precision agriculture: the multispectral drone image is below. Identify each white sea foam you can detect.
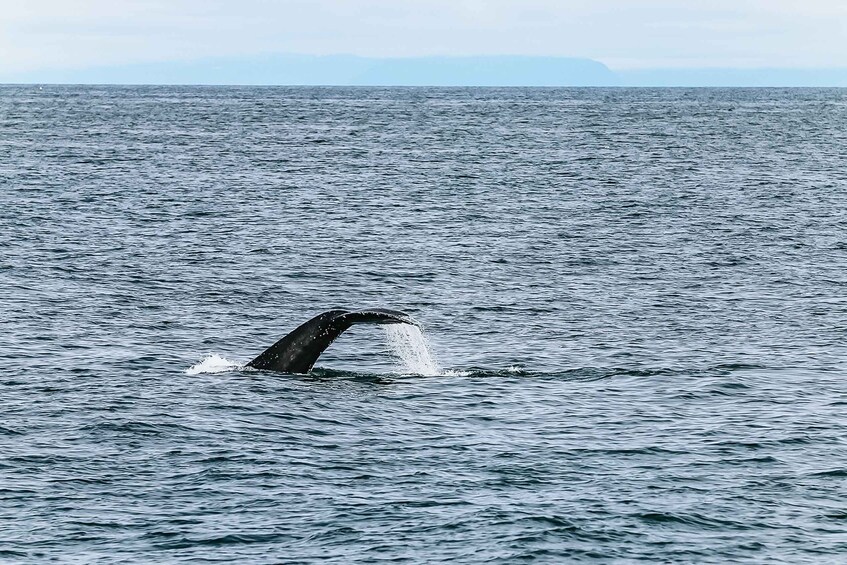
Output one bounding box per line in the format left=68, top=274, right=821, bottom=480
left=383, top=324, right=441, bottom=376
left=185, top=354, right=242, bottom=375
left=442, top=369, right=472, bottom=377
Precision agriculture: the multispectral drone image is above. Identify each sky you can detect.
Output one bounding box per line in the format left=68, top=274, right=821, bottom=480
left=1, top=0, right=845, bottom=80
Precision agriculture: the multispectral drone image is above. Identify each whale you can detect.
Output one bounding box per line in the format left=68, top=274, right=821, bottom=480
left=246, top=308, right=418, bottom=374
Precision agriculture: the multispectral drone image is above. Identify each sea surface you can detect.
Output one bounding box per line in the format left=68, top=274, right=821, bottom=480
left=2, top=85, right=847, bottom=563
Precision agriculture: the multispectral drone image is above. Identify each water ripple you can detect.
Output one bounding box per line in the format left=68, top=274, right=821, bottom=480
left=1, top=85, right=846, bottom=563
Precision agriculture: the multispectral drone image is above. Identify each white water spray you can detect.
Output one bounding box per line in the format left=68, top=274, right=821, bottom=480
left=185, top=354, right=241, bottom=375
left=383, top=324, right=441, bottom=376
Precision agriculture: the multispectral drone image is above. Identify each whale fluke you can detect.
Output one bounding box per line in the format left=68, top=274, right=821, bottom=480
left=246, top=308, right=418, bottom=374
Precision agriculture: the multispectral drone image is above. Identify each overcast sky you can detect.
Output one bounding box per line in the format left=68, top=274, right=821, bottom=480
left=2, top=0, right=846, bottom=73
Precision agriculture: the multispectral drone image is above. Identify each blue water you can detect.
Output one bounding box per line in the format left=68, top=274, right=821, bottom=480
left=2, top=85, right=847, bottom=563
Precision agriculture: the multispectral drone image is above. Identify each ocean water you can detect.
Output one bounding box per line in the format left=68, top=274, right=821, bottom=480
left=2, top=85, right=846, bottom=563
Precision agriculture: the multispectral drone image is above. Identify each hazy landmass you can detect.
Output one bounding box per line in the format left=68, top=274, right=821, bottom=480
left=3, top=55, right=846, bottom=87
left=1, top=55, right=617, bottom=87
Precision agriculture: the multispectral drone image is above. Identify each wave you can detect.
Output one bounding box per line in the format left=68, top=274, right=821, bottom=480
left=184, top=352, right=764, bottom=382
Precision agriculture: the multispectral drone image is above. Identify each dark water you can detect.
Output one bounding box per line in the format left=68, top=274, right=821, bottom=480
left=2, top=85, right=847, bottom=563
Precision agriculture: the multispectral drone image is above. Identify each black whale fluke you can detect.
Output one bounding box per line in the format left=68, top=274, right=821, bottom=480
left=246, top=308, right=418, bottom=374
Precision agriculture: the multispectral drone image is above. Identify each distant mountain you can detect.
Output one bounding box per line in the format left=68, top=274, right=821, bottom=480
left=4, top=55, right=847, bottom=87
left=0, top=54, right=618, bottom=86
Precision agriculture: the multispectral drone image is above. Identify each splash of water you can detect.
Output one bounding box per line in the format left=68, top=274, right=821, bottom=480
left=383, top=324, right=441, bottom=376
left=185, top=354, right=242, bottom=375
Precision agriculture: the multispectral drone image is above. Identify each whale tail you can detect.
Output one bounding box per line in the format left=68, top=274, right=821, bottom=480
left=246, top=308, right=418, bottom=374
